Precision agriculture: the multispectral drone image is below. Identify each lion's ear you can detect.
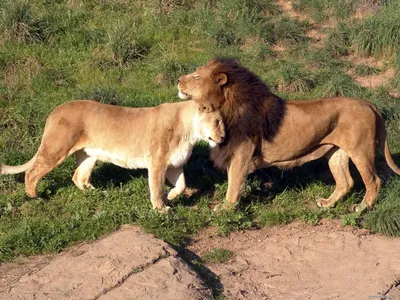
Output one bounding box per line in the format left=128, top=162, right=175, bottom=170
left=216, top=73, right=227, bottom=86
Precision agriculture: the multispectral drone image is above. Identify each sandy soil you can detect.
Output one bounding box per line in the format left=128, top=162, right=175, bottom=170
left=0, top=225, right=211, bottom=300
left=188, top=219, right=400, bottom=299
left=1, top=220, right=400, bottom=299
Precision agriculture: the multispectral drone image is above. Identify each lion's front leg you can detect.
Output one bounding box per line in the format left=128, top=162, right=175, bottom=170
left=217, top=140, right=256, bottom=210
left=148, top=162, right=169, bottom=211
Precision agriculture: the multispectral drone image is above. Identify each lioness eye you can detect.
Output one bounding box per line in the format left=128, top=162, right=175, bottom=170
left=194, top=74, right=200, bottom=79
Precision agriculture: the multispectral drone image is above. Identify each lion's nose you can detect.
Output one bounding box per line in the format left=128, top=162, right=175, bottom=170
left=208, top=137, right=213, bottom=141
left=220, top=136, right=225, bottom=143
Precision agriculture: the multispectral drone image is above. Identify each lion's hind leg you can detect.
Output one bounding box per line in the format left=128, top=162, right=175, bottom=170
left=317, top=148, right=354, bottom=208
left=72, top=150, right=97, bottom=190
left=350, top=154, right=381, bottom=213
left=166, top=167, right=186, bottom=200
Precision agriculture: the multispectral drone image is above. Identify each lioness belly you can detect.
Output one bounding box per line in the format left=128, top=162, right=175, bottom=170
left=84, top=148, right=148, bottom=169
left=168, top=144, right=193, bottom=167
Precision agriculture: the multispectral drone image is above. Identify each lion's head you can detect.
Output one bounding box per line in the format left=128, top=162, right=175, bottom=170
left=178, top=58, right=286, bottom=143
left=195, top=109, right=225, bottom=148
left=178, top=59, right=229, bottom=111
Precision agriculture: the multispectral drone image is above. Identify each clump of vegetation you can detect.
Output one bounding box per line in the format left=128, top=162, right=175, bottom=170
left=324, top=22, right=352, bottom=57
left=107, top=23, right=152, bottom=66
left=351, top=1, right=400, bottom=57
left=354, top=64, right=380, bottom=76
left=202, top=248, right=234, bottom=264
left=315, top=70, right=362, bottom=97
left=294, top=0, right=356, bottom=22
left=0, top=0, right=53, bottom=43
left=276, top=61, right=316, bottom=93
left=270, top=16, right=310, bottom=44
left=80, top=87, right=124, bottom=106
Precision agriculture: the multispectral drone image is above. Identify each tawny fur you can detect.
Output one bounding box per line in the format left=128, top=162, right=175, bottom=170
left=1, top=100, right=225, bottom=210
left=178, top=58, right=400, bottom=212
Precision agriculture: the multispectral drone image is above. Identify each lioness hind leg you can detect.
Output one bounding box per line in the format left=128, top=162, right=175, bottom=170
left=25, top=151, right=68, bottom=198
left=148, top=163, right=169, bottom=210
left=166, top=167, right=186, bottom=200
left=317, top=148, right=354, bottom=208
left=72, top=150, right=97, bottom=190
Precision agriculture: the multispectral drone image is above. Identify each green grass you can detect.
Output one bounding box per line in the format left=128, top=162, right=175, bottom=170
left=294, top=0, right=357, bottom=22
left=202, top=248, right=234, bottom=264
left=354, top=64, right=381, bottom=76
left=351, top=1, right=400, bottom=57
left=0, top=0, right=400, bottom=275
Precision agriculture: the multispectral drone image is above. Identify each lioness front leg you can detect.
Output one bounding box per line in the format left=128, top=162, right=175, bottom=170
left=166, top=167, right=186, bottom=200
left=217, top=140, right=256, bottom=210
left=148, top=162, right=169, bottom=211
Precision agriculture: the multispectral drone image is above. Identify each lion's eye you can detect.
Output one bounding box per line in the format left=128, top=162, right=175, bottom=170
left=194, top=74, right=200, bottom=80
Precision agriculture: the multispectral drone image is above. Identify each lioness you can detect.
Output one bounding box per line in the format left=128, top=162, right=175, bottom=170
left=178, top=58, right=400, bottom=212
left=1, top=100, right=225, bottom=210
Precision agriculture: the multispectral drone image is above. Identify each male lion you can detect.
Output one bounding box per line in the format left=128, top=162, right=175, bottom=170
left=1, top=100, right=225, bottom=210
left=178, top=58, right=400, bottom=212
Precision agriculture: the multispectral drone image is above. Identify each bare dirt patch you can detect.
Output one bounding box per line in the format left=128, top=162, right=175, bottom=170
left=346, top=54, right=396, bottom=89
left=0, top=225, right=211, bottom=300
left=2, top=221, right=400, bottom=299
left=188, top=219, right=400, bottom=299
left=276, top=0, right=307, bottom=21
left=352, top=67, right=395, bottom=89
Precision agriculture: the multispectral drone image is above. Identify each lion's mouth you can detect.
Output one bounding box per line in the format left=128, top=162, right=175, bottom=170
left=178, top=90, right=192, bottom=100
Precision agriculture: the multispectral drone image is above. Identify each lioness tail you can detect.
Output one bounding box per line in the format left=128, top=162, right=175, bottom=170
left=0, top=153, right=38, bottom=175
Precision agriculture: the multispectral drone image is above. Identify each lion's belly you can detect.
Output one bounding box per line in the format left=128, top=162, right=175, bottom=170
left=84, top=148, right=149, bottom=169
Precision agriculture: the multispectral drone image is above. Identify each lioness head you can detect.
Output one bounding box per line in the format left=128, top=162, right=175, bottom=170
left=178, top=59, right=229, bottom=112
left=195, top=109, right=225, bottom=148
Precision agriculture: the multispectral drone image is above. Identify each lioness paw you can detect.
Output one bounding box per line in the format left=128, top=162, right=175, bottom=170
left=316, top=198, right=335, bottom=208
left=157, top=206, right=171, bottom=214
left=167, top=188, right=181, bottom=200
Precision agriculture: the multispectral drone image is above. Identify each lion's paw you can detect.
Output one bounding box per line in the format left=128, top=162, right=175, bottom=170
left=351, top=202, right=368, bottom=213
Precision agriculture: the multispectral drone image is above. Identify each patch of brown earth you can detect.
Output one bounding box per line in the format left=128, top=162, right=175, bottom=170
left=353, top=0, right=382, bottom=19
left=0, top=225, right=212, bottom=300
left=346, top=54, right=396, bottom=89
left=189, top=220, right=400, bottom=299
left=350, top=67, right=395, bottom=89
left=271, top=42, right=286, bottom=55
left=276, top=0, right=307, bottom=21
left=347, top=53, right=388, bottom=68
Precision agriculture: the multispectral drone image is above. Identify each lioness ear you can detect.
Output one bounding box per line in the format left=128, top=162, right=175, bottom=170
left=216, top=73, right=227, bottom=86
left=198, top=102, right=214, bottom=113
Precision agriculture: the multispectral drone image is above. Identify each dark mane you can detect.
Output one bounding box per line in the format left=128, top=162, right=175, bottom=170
left=205, top=58, right=286, bottom=169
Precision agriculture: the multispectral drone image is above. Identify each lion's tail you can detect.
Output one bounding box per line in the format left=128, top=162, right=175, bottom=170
left=0, top=152, right=38, bottom=175
left=373, top=106, right=400, bottom=175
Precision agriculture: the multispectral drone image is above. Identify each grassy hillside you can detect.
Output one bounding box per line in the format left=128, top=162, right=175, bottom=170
left=1, top=0, right=400, bottom=264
